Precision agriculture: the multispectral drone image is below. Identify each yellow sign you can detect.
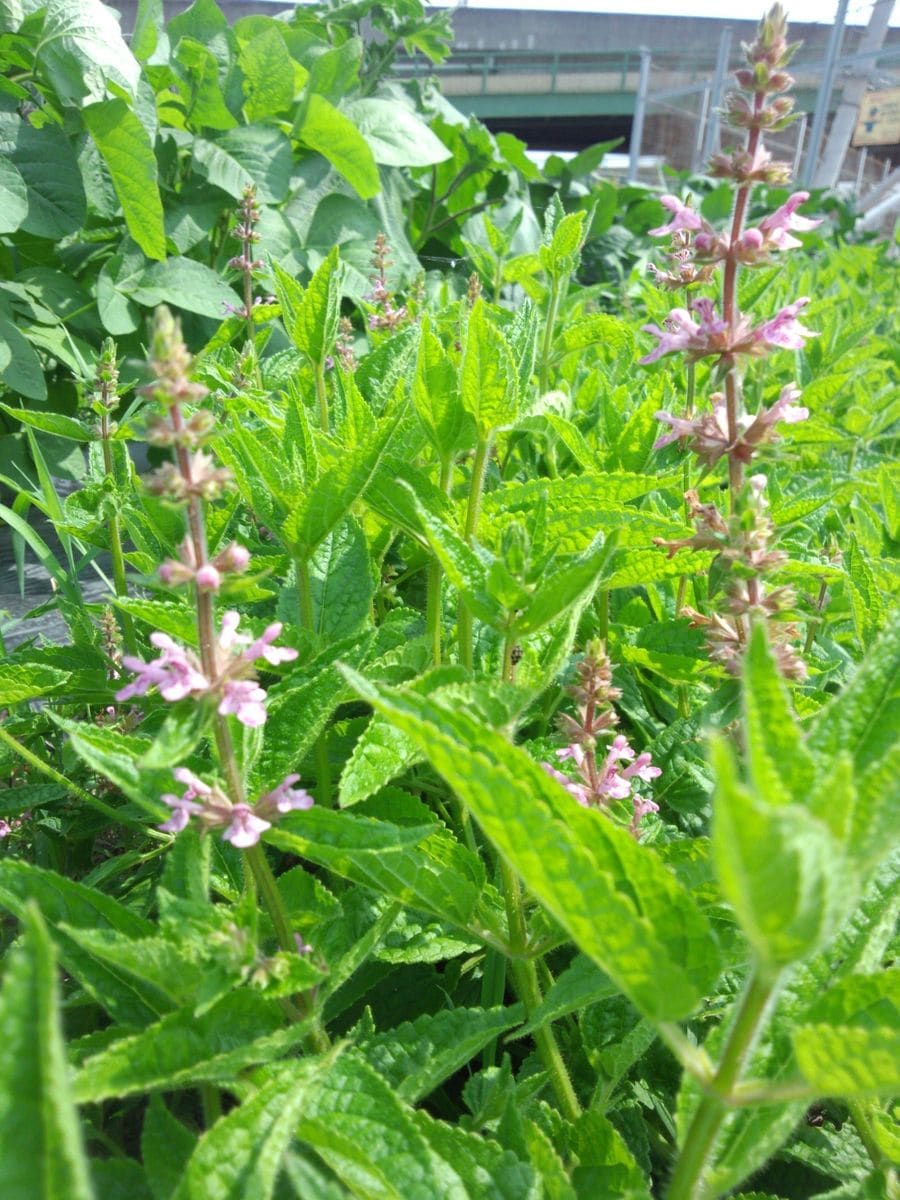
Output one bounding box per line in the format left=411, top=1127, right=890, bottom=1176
left=853, top=88, right=900, bottom=147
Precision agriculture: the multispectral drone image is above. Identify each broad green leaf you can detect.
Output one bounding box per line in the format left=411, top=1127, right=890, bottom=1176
left=792, top=973, right=900, bottom=1097
left=0, top=861, right=164, bottom=1026
left=247, top=632, right=373, bottom=794
left=0, top=402, right=90, bottom=441
left=742, top=624, right=816, bottom=808
left=710, top=738, right=857, bottom=970
left=360, top=1006, right=524, bottom=1104
left=192, top=127, right=293, bottom=204
left=0, top=156, right=27, bottom=233
left=37, top=0, right=140, bottom=104
left=74, top=992, right=307, bottom=1102
left=512, top=534, right=615, bottom=637
left=461, top=299, right=518, bottom=436
left=8, top=117, right=86, bottom=238
left=295, top=1053, right=454, bottom=1200
left=569, top=1109, right=651, bottom=1198
left=174, top=37, right=238, bottom=130
left=809, top=619, right=899, bottom=775
left=414, top=1110, right=538, bottom=1200
left=0, top=315, right=47, bottom=400
left=238, top=25, right=294, bottom=121
left=413, top=319, right=462, bottom=458
left=275, top=246, right=344, bottom=365
left=83, top=99, right=165, bottom=261
left=343, top=98, right=451, bottom=167
left=341, top=672, right=721, bottom=1021
left=132, top=256, right=240, bottom=318
left=0, top=905, right=94, bottom=1200
left=270, top=800, right=493, bottom=934
left=281, top=402, right=403, bottom=559
left=172, top=1056, right=336, bottom=1200
left=308, top=516, right=374, bottom=642
left=555, top=312, right=633, bottom=357
left=299, top=94, right=380, bottom=200
left=50, top=716, right=173, bottom=817
left=411, top=493, right=504, bottom=628
left=0, top=662, right=69, bottom=704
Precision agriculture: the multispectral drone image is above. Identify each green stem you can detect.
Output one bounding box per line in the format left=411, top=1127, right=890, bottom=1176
left=0, top=725, right=162, bottom=837
left=200, top=1083, right=222, bottom=1127
left=500, top=859, right=581, bottom=1122
left=539, top=276, right=562, bottom=395
left=597, top=588, right=609, bottom=647
left=479, top=942, right=507, bottom=1068
left=501, top=632, right=516, bottom=684
left=314, top=358, right=329, bottom=433
left=459, top=437, right=492, bottom=672
left=295, top=555, right=332, bottom=804
left=847, top=1100, right=884, bottom=1171
left=426, top=455, right=455, bottom=666
left=667, top=970, right=776, bottom=1200
left=296, top=556, right=315, bottom=632
left=100, top=421, right=136, bottom=656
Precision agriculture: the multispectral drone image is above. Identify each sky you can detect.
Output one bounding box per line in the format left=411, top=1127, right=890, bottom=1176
left=450, top=0, right=900, bottom=27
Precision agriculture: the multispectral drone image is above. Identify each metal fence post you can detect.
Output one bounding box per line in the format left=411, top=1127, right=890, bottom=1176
left=701, top=27, right=733, bottom=165
left=628, top=48, right=652, bottom=184
left=801, top=0, right=850, bottom=186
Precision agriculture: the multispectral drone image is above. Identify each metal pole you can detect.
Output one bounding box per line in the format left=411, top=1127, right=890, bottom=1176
left=701, top=27, right=733, bottom=164
left=792, top=112, right=809, bottom=179
left=814, top=0, right=896, bottom=189
left=801, top=0, right=851, bottom=186
left=693, top=86, right=711, bottom=173
left=854, top=146, right=868, bottom=193
left=628, top=48, right=652, bottom=184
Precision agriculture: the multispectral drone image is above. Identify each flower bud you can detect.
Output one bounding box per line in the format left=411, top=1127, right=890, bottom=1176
left=195, top=564, right=222, bottom=591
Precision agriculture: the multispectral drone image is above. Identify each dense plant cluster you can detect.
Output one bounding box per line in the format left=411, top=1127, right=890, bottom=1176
left=0, top=3, right=897, bottom=1199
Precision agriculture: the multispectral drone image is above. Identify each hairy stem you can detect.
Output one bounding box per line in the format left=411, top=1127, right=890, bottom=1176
left=501, top=859, right=581, bottom=1122
left=667, top=970, right=776, bottom=1200
left=100, top=415, right=136, bottom=656
left=426, top=455, right=455, bottom=666
left=539, top=276, right=562, bottom=395
left=314, top=357, right=329, bottom=433
left=459, top=436, right=492, bottom=671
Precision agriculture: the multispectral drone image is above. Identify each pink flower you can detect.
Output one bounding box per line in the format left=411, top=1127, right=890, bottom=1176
left=243, top=622, right=298, bottom=666
left=557, top=744, right=585, bottom=767
left=639, top=299, right=729, bottom=366
left=159, top=792, right=204, bottom=834
left=172, top=767, right=212, bottom=802
left=541, top=762, right=590, bottom=807
left=648, top=194, right=705, bottom=237
left=624, top=753, right=663, bottom=783
left=218, top=679, right=268, bottom=728
left=653, top=411, right=698, bottom=450
left=116, top=634, right=208, bottom=703
left=0, top=820, right=11, bottom=838
left=757, top=192, right=821, bottom=251
left=195, top=564, right=221, bottom=591
left=607, top=734, right=636, bottom=763
left=221, top=804, right=271, bottom=849
left=258, top=774, right=314, bottom=814
left=753, top=298, right=816, bottom=352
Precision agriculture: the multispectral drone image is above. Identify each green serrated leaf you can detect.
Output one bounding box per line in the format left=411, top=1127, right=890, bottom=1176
left=0, top=904, right=95, bottom=1200
left=461, top=299, right=518, bottom=437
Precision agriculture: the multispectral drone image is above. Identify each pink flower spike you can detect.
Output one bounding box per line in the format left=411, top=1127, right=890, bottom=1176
left=0, top=820, right=11, bottom=838
left=639, top=309, right=699, bottom=365
left=648, top=194, right=704, bottom=237
left=221, top=804, right=271, bottom=849
left=219, top=679, right=268, bottom=727
left=541, top=762, right=590, bottom=807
